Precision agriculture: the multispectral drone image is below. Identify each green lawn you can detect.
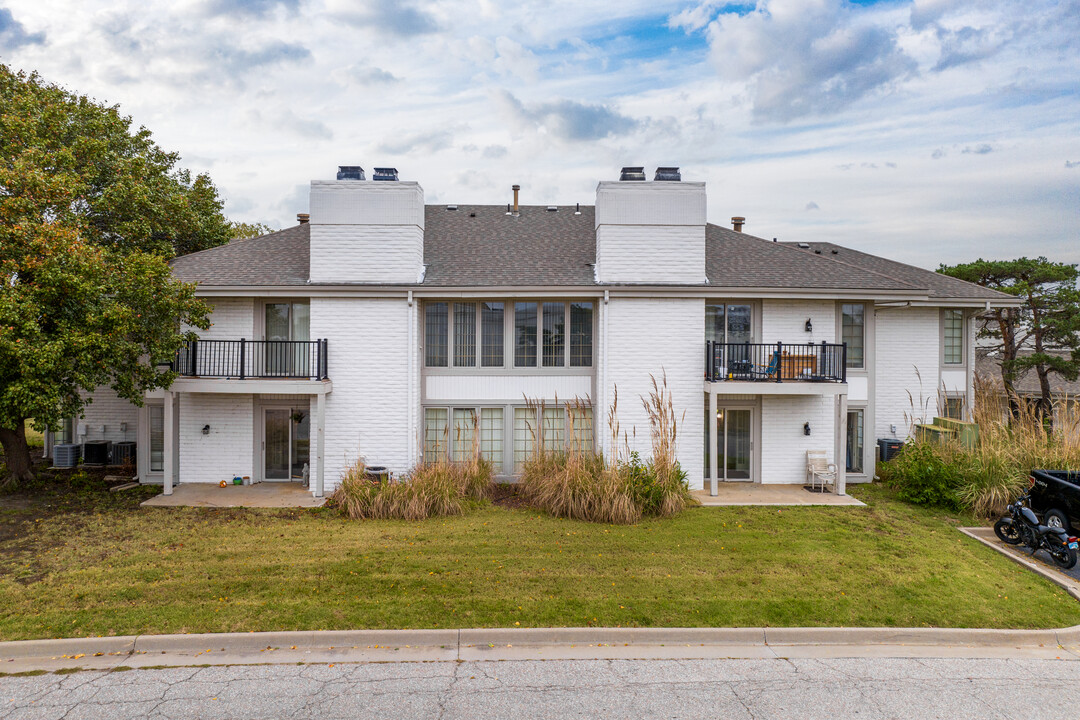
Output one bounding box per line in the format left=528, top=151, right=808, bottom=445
left=0, top=478, right=1077, bottom=641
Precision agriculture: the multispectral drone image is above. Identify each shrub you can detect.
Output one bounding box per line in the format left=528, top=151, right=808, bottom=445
left=882, top=441, right=961, bottom=510
left=332, top=456, right=494, bottom=521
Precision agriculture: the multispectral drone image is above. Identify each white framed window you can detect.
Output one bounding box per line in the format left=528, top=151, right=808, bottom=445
left=512, top=404, right=594, bottom=472
left=943, top=309, right=964, bottom=365
left=841, top=303, right=865, bottom=369
left=425, top=406, right=503, bottom=465
left=943, top=396, right=965, bottom=420
left=149, top=405, right=164, bottom=473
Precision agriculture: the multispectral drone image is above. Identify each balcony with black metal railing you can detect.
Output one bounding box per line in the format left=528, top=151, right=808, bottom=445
left=705, top=341, right=846, bottom=383
left=173, top=339, right=329, bottom=380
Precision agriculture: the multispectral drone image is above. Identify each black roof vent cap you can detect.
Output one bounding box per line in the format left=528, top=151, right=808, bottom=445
left=337, top=165, right=365, bottom=180
left=619, top=166, right=646, bottom=181
left=547, top=206, right=558, bottom=212
left=654, top=166, right=681, bottom=181
left=373, top=167, right=399, bottom=181
left=797, top=242, right=811, bottom=249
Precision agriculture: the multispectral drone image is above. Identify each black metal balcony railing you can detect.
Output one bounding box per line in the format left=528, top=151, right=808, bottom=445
left=174, top=339, right=329, bottom=380
left=705, top=341, right=846, bottom=383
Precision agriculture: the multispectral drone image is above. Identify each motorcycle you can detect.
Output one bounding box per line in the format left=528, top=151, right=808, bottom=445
left=994, top=491, right=1079, bottom=569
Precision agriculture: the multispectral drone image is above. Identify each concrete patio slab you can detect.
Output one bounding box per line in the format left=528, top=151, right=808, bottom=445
left=693, top=484, right=866, bottom=506
left=141, top=482, right=326, bottom=508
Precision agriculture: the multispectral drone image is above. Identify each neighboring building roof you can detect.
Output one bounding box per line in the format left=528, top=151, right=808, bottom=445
left=422, top=205, right=596, bottom=286
left=171, top=223, right=310, bottom=286
left=167, top=206, right=1009, bottom=301
left=976, top=348, right=1080, bottom=397
left=779, top=241, right=1012, bottom=301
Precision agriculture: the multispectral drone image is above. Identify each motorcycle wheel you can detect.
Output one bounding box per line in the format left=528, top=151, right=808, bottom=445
left=1047, top=541, right=1077, bottom=570
left=994, top=518, right=1022, bottom=545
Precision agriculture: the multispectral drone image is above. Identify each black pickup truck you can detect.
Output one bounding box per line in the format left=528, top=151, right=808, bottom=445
left=1029, top=470, right=1080, bottom=532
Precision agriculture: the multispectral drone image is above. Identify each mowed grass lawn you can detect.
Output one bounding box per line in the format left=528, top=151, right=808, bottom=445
left=1, top=479, right=1077, bottom=640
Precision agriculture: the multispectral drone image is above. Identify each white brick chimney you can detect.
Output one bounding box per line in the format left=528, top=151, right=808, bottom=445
left=594, top=167, right=706, bottom=284
left=308, top=167, right=425, bottom=284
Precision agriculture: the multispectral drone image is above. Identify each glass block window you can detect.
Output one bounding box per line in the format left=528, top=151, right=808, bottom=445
left=846, top=409, right=864, bottom=474
left=424, top=408, right=448, bottom=463
left=513, top=407, right=536, bottom=472
left=149, top=405, right=164, bottom=472
left=515, top=302, right=537, bottom=367
left=570, top=302, right=593, bottom=367
left=541, top=407, right=565, bottom=453
left=569, top=406, right=594, bottom=454
left=451, top=408, right=476, bottom=461
left=841, top=303, right=865, bottom=369
left=542, top=302, right=565, bottom=367
left=453, top=303, right=476, bottom=367
left=425, top=302, right=448, bottom=367
left=944, top=310, right=964, bottom=364
left=480, top=408, right=503, bottom=465
left=481, top=302, right=504, bottom=367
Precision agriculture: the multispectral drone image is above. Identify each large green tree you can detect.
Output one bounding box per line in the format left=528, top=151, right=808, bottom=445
left=939, top=257, right=1080, bottom=419
left=0, top=65, right=227, bottom=485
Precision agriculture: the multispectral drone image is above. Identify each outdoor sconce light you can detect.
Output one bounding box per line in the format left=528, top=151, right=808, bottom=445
left=202, top=424, right=210, bottom=435
left=803, top=422, right=811, bottom=436
left=805, top=318, right=813, bottom=332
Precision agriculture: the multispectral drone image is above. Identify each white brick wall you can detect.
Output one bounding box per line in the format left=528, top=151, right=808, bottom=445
left=761, top=299, right=836, bottom=345
left=76, top=388, right=140, bottom=445
left=178, top=393, right=254, bottom=483
left=311, top=298, right=412, bottom=491
left=310, top=225, right=424, bottom=284
left=185, top=298, right=254, bottom=339
left=875, top=306, right=940, bottom=439
left=595, top=225, right=706, bottom=284
left=601, top=298, right=704, bottom=489
left=759, top=395, right=836, bottom=484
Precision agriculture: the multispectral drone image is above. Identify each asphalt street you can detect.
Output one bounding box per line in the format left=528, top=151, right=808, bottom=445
left=3, top=656, right=1079, bottom=719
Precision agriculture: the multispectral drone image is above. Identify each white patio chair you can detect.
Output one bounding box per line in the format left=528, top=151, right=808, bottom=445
left=805, top=450, right=837, bottom=492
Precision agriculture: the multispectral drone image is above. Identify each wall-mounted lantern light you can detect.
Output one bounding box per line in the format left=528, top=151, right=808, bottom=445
left=202, top=424, right=210, bottom=435
left=803, top=422, right=811, bottom=436
left=805, top=318, right=813, bottom=332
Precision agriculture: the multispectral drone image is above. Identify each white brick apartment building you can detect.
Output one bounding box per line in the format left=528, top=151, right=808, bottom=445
left=45, top=165, right=1015, bottom=498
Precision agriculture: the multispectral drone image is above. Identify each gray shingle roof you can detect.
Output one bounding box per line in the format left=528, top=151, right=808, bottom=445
left=422, top=205, right=596, bottom=286
left=171, top=223, right=310, bottom=286
left=779, top=241, right=1011, bottom=301
left=167, top=205, right=1009, bottom=302
left=705, top=225, right=918, bottom=292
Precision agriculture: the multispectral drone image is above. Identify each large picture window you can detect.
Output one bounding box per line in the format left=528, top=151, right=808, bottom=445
left=841, top=303, right=865, bottom=369
left=513, top=404, right=594, bottom=472
left=943, top=309, right=964, bottom=365
left=425, top=406, right=503, bottom=465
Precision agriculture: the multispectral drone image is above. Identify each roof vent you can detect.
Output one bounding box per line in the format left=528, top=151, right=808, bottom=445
left=446, top=205, right=458, bottom=211
left=797, top=242, right=811, bottom=249
left=831, top=249, right=838, bottom=255
left=654, top=166, right=681, bottom=181
left=619, top=166, right=646, bottom=181
left=373, top=167, right=398, bottom=181
left=336, top=165, right=365, bottom=180
left=546, top=206, right=558, bottom=212
left=575, top=202, right=581, bottom=215
left=297, top=213, right=310, bottom=224
left=731, top=216, right=746, bottom=233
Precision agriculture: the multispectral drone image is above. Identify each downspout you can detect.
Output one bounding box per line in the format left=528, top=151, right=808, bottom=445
left=408, top=289, right=415, bottom=467
left=603, top=288, right=610, bottom=458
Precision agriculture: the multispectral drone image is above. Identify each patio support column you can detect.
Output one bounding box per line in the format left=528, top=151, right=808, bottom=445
left=163, top=390, right=175, bottom=496
left=835, top=392, right=847, bottom=496
left=315, top=389, right=326, bottom=498
left=708, top=390, right=718, bottom=495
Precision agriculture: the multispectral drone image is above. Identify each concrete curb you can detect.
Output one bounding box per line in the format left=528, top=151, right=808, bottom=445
left=959, top=526, right=1080, bottom=603
left=4, top=624, right=1080, bottom=666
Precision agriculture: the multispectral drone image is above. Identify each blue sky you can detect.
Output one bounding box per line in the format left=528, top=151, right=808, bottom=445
left=1, top=0, right=1078, bottom=267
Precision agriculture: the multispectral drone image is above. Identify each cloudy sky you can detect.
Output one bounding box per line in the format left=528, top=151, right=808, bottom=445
left=2, top=0, right=1078, bottom=268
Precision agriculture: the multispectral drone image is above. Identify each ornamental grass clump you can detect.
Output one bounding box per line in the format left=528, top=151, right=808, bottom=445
left=332, top=418, right=495, bottom=520
left=518, top=378, right=697, bottom=524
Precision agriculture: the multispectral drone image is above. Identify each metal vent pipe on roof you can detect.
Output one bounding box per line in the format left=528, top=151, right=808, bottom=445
left=336, top=166, right=365, bottom=180
left=297, top=213, right=309, bottom=224
left=654, top=166, right=681, bottom=181
left=512, top=184, right=520, bottom=213
left=731, top=216, right=746, bottom=232
left=619, top=166, right=646, bottom=181
left=373, top=167, right=399, bottom=181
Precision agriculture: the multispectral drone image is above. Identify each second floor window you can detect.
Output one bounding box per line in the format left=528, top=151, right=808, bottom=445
left=706, top=304, right=752, bottom=345
left=841, top=303, right=864, bottom=369
left=517, top=301, right=593, bottom=368
left=943, top=309, right=964, bottom=364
